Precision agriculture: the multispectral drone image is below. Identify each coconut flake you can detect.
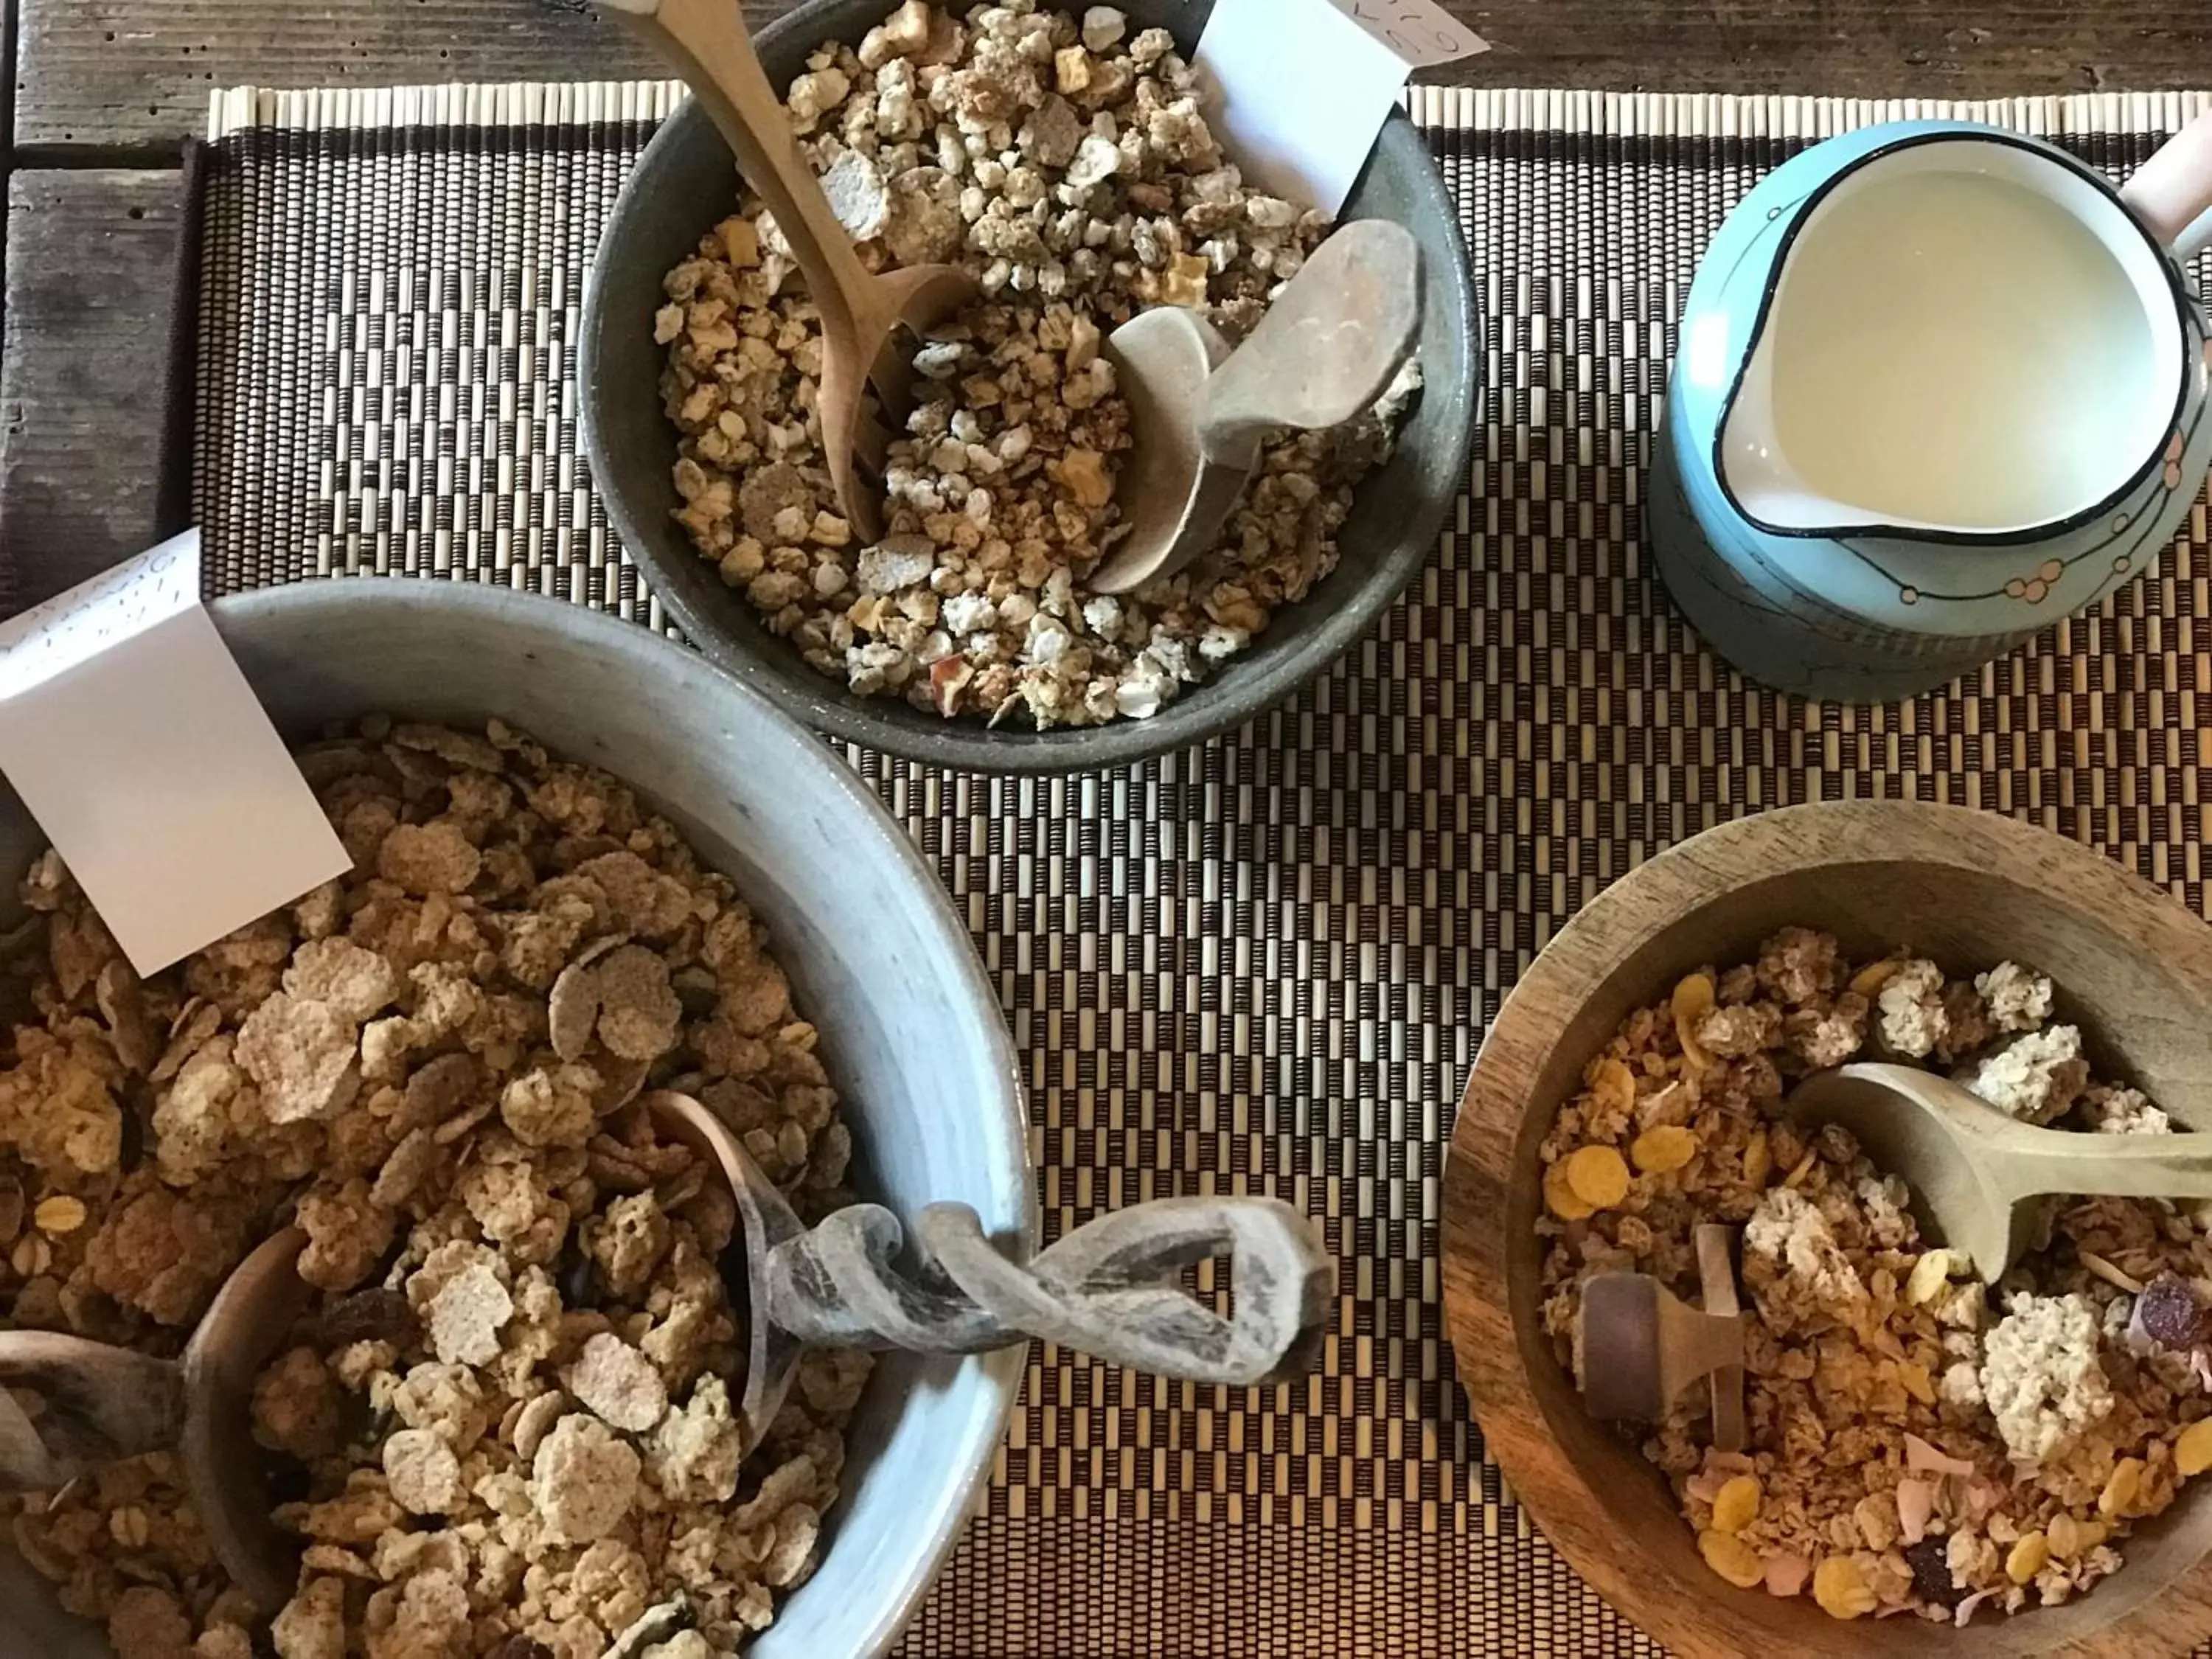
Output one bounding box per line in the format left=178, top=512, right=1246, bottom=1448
left=1905, top=1433, right=1976, bottom=1477
left=1895, top=1478, right=1935, bottom=1545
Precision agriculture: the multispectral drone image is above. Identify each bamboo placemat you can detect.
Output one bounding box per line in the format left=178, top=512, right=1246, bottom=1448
left=193, top=82, right=2212, bottom=1656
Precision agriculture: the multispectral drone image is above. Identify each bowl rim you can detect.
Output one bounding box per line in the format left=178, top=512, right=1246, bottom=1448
left=209, top=577, right=1033, bottom=1659
left=1442, top=800, right=2212, bottom=1659
left=577, top=0, right=1478, bottom=775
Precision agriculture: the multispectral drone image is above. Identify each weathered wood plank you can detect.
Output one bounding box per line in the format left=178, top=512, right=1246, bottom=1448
left=14, top=0, right=780, bottom=152
left=0, top=170, right=182, bottom=611
left=15, top=0, right=2212, bottom=153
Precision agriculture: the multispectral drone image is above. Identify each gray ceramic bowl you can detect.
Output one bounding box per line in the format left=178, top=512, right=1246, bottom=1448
left=0, top=580, right=1030, bottom=1659
left=580, top=0, right=1478, bottom=773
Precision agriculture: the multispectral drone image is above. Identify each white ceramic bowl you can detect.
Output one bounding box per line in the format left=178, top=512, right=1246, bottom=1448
left=0, top=580, right=1031, bottom=1658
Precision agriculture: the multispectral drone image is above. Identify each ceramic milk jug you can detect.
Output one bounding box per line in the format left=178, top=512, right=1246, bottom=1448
left=1652, top=113, right=2212, bottom=700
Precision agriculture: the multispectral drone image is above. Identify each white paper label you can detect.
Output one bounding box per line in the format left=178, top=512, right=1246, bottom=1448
left=1195, top=0, right=1487, bottom=215
left=0, top=532, right=351, bottom=975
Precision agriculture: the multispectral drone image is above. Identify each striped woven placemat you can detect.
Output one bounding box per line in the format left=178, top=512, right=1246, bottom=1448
left=194, top=82, right=2212, bottom=1657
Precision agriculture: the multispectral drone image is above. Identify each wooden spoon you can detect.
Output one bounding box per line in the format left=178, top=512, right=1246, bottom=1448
left=602, top=0, right=978, bottom=542
left=0, top=1226, right=313, bottom=1613
left=1786, top=1061, right=2212, bottom=1280
left=1573, top=1274, right=1744, bottom=1429
left=1573, top=1224, right=1746, bottom=1448
left=646, top=1091, right=1333, bottom=1458
left=1085, top=219, right=1422, bottom=596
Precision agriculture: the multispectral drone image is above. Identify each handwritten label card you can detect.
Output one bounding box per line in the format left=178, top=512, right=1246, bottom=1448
left=0, top=532, right=350, bottom=975
left=1195, top=0, right=1488, bottom=215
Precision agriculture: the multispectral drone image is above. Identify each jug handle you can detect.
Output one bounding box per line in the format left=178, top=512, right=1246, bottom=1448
left=2123, top=107, right=2212, bottom=261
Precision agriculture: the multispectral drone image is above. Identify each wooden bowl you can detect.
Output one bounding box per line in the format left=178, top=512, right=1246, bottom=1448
left=1443, top=801, right=2212, bottom=1658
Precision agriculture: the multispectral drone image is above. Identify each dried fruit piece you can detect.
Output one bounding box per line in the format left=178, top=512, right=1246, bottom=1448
left=1542, top=1161, right=1594, bottom=1222
left=1710, top=1475, right=1760, bottom=1534
left=1904, top=1249, right=1955, bottom=1307
left=2099, top=1455, right=2143, bottom=1517
left=2137, top=1273, right=2208, bottom=1349
left=2048, top=1512, right=2109, bottom=1558
left=32, top=1195, right=86, bottom=1235
left=2006, top=1531, right=2051, bottom=1584
left=1672, top=973, right=1717, bottom=1067
left=2178, top=1419, right=2212, bottom=1478
left=1811, top=1556, right=1876, bottom=1619
left=1697, top=1529, right=1764, bottom=1588
left=1630, top=1124, right=1697, bottom=1175
left=1562, top=1146, right=1630, bottom=1211
left=1904, top=1537, right=1962, bottom=1608
left=1848, top=959, right=1901, bottom=998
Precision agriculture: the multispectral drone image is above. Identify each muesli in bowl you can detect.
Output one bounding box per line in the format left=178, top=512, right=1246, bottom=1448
left=652, top=0, right=1422, bottom=731
left=580, top=0, right=1478, bottom=773
left=1538, top=928, right=2212, bottom=1626
left=0, top=718, right=865, bottom=1658
left=0, top=581, right=1032, bottom=1659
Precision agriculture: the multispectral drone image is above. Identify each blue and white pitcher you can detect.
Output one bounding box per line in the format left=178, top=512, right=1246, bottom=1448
left=1652, top=111, right=2212, bottom=701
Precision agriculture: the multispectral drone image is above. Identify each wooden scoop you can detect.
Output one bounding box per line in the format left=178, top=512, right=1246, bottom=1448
left=1787, top=1062, right=2212, bottom=1281
left=1085, top=220, right=1422, bottom=596
left=1573, top=1224, right=1746, bottom=1450
left=603, top=0, right=978, bottom=543
left=646, top=1091, right=1333, bottom=1458
left=0, top=1227, right=313, bottom=1613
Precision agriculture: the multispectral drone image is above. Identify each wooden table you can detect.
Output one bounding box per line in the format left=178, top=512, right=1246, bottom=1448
left=0, top=0, right=2207, bottom=613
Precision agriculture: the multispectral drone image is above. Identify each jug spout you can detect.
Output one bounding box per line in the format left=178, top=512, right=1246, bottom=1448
left=1719, top=333, right=1878, bottom=534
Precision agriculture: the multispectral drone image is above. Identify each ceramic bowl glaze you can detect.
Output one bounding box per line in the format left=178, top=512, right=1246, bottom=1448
left=579, top=0, right=1478, bottom=773
left=0, top=580, right=1031, bottom=1659
left=1652, top=122, right=2212, bottom=703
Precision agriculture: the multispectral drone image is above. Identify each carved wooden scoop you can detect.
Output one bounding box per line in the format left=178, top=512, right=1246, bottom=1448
left=604, top=0, right=978, bottom=543
left=1573, top=1225, right=1746, bottom=1450
left=1086, top=220, right=1422, bottom=595
left=646, top=1091, right=1332, bottom=1457
left=1786, top=1062, right=2212, bottom=1281
left=0, top=1227, right=312, bottom=1613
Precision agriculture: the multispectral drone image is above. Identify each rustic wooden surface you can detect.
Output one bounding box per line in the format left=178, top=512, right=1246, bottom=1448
left=1444, top=801, right=2212, bottom=1659
left=1, top=0, right=2211, bottom=611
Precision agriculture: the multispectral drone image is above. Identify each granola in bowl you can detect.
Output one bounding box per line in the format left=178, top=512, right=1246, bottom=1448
left=655, top=0, right=1422, bottom=730
left=0, top=719, right=863, bottom=1658
left=1540, top=928, right=2212, bottom=1625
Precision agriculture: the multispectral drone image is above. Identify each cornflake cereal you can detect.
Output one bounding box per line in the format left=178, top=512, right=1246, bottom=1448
left=658, top=0, right=1422, bottom=730
left=0, top=718, right=869, bottom=1656
left=1540, top=931, right=2212, bottom=1624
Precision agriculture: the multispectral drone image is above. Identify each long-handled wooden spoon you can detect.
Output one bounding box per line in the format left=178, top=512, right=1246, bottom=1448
left=1787, top=1061, right=2212, bottom=1280
left=647, top=1091, right=1333, bottom=1458
left=0, top=1227, right=313, bottom=1613
left=603, top=0, right=978, bottom=542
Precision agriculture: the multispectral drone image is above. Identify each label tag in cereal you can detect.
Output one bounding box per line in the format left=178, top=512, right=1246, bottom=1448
left=1194, top=0, right=1486, bottom=214
left=0, top=529, right=350, bottom=975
